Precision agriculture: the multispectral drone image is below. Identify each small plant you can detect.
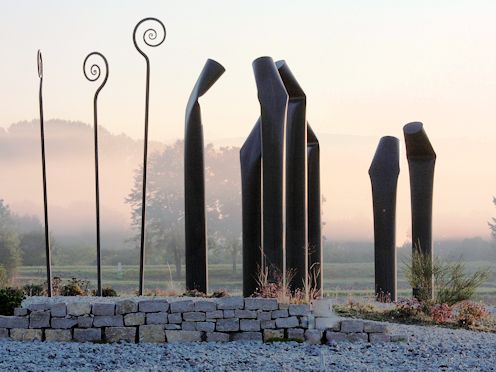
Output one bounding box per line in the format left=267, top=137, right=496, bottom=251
left=51, top=276, right=62, bottom=295
left=23, top=283, right=45, bottom=296
left=0, top=287, right=25, bottom=315
left=210, top=289, right=228, bottom=298
left=404, top=246, right=438, bottom=302
left=453, top=301, right=490, bottom=327
left=183, top=289, right=207, bottom=297
left=390, top=297, right=424, bottom=319
left=92, top=287, right=118, bottom=297
left=429, top=303, right=452, bottom=324
left=60, top=277, right=90, bottom=296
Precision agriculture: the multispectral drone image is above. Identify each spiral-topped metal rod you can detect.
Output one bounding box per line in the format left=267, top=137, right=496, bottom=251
left=83, top=52, right=109, bottom=296
left=133, top=17, right=166, bottom=295
left=37, top=50, right=52, bottom=297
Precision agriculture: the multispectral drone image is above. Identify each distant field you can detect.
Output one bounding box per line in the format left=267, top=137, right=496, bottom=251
left=14, top=260, right=496, bottom=304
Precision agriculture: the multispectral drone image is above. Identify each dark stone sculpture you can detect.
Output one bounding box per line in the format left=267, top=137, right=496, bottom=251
left=307, top=125, right=322, bottom=293
left=253, top=56, right=289, bottom=281
left=276, top=60, right=308, bottom=292
left=403, top=122, right=436, bottom=299
left=184, top=59, right=225, bottom=293
left=240, top=120, right=262, bottom=297
left=368, top=136, right=400, bottom=301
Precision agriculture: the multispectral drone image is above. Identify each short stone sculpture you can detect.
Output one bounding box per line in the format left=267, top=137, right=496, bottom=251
left=368, top=136, right=400, bottom=301
left=403, top=122, right=436, bottom=299
left=184, top=59, right=225, bottom=293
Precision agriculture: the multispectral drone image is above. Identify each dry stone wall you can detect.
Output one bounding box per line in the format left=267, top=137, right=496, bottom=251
left=0, top=297, right=406, bottom=344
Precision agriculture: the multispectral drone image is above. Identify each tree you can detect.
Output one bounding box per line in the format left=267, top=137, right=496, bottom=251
left=0, top=200, right=21, bottom=279
left=126, top=141, right=242, bottom=276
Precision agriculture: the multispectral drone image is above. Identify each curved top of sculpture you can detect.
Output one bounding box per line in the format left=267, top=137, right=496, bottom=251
left=369, top=136, right=400, bottom=177
left=186, top=59, right=225, bottom=121
left=252, top=56, right=288, bottom=109
left=133, top=17, right=166, bottom=61
left=275, top=60, right=306, bottom=100
left=403, top=122, right=436, bottom=160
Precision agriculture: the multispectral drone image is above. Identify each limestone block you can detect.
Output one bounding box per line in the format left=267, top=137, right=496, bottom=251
left=263, top=329, right=284, bottom=341
left=240, top=319, right=260, bottom=331
left=287, top=328, right=305, bottom=341
left=312, top=299, right=334, bottom=317
left=299, top=316, right=309, bottom=328
left=288, top=304, right=310, bottom=316
left=14, top=308, right=28, bottom=317
left=29, top=311, right=50, bottom=328
left=50, top=303, right=67, bottom=318
left=139, top=325, right=165, bottom=343
left=261, top=320, right=276, bottom=329
left=77, top=316, right=93, bottom=328
left=315, top=317, right=340, bottom=330
left=347, top=333, right=368, bottom=342
left=164, top=324, right=181, bottom=330
left=325, top=331, right=347, bottom=343
left=369, top=333, right=391, bottom=343
left=165, top=330, right=202, bottom=343
left=223, top=310, right=235, bottom=318
left=231, top=332, right=262, bottom=342
left=124, top=312, right=145, bottom=326
left=45, top=329, right=72, bottom=342
left=257, top=311, right=272, bottom=321
left=234, top=309, right=257, bottom=319
left=147, top=312, right=168, bottom=325
left=138, top=300, right=169, bottom=313
left=93, top=315, right=124, bottom=327
left=10, top=328, right=42, bottom=341
left=168, top=313, right=182, bottom=324
left=194, top=300, right=216, bottom=312
left=271, top=309, right=288, bottom=319
left=363, top=321, right=388, bottom=333
left=0, top=316, right=28, bottom=329
left=105, top=327, right=137, bottom=343
left=205, top=310, right=223, bottom=319
left=67, top=303, right=91, bottom=317
left=183, top=312, right=205, bottom=322
left=244, top=298, right=278, bottom=311
left=73, top=328, right=102, bottom=342
left=340, top=320, right=364, bottom=333
left=0, top=328, right=9, bottom=338
left=51, top=317, right=78, bottom=329
left=305, top=329, right=323, bottom=344
left=195, top=322, right=215, bottom=332
left=217, top=296, right=244, bottom=310
left=216, top=318, right=239, bottom=332
left=116, top=300, right=138, bottom=315
left=275, top=316, right=299, bottom=328
left=170, top=300, right=194, bottom=313
left=182, top=322, right=196, bottom=331
left=92, top=303, right=115, bottom=316
left=27, top=303, right=48, bottom=312
left=206, top=332, right=229, bottom=342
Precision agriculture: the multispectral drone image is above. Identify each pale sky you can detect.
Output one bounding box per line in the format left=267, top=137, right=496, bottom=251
left=1, top=1, right=496, bottom=241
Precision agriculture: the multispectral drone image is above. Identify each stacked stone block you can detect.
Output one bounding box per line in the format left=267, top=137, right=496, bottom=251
left=0, top=298, right=407, bottom=345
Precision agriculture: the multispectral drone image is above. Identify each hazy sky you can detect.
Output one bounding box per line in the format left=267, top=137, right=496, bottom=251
left=1, top=1, right=496, bottom=241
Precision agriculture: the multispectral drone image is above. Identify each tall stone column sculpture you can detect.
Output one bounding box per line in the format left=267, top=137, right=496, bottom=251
left=184, top=59, right=225, bottom=293
left=403, top=122, right=436, bottom=300
left=240, top=120, right=262, bottom=297
left=307, top=125, right=322, bottom=293
left=368, top=136, right=400, bottom=301
left=253, top=57, right=289, bottom=282
left=276, top=60, right=308, bottom=292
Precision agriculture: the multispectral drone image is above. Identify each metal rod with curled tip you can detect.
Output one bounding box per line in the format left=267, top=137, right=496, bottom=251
left=252, top=56, right=288, bottom=282
left=240, top=120, right=262, bottom=297
left=403, top=122, right=436, bottom=300
left=276, top=60, right=308, bottom=293
left=184, top=59, right=225, bottom=293
left=307, top=124, right=322, bottom=295
left=369, top=136, right=400, bottom=302
left=37, top=50, right=52, bottom=297
left=83, top=52, right=109, bottom=296
left=133, top=17, right=166, bottom=295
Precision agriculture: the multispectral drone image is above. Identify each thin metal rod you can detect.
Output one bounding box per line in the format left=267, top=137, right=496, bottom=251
left=133, top=18, right=166, bottom=295
left=37, top=50, right=52, bottom=297
left=84, top=52, right=109, bottom=296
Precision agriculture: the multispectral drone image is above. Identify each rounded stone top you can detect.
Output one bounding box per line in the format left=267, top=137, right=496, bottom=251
left=403, top=121, right=423, bottom=135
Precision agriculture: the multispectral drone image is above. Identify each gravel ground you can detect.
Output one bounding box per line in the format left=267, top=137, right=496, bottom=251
left=1, top=322, right=495, bottom=371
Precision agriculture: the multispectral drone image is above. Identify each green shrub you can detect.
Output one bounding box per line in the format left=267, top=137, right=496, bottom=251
left=403, top=248, right=438, bottom=302
left=0, top=287, right=25, bottom=315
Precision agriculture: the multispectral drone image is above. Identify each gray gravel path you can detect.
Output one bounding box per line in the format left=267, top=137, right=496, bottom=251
left=1, top=321, right=495, bottom=371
